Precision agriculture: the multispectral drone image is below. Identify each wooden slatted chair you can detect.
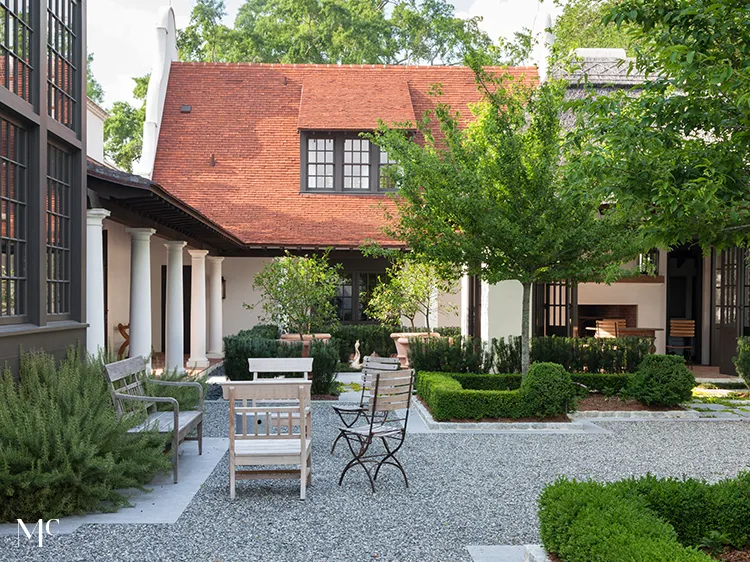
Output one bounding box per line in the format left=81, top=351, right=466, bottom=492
left=222, top=380, right=312, bottom=500
left=104, top=356, right=204, bottom=483
left=330, top=356, right=401, bottom=454
left=338, top=368, right=415, bottom=493
left=595, top=318, right=626, bottom=338
left=666, top=319, right=696, bottom=365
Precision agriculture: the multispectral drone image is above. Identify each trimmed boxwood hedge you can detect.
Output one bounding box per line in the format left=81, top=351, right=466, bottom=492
left=539, top=473, right=750, bottom=561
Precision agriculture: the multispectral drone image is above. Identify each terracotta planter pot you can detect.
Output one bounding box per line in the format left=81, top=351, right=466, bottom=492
left=279, top=333, right=332, bottom=357
left=390, top=332, right=440, bottom=368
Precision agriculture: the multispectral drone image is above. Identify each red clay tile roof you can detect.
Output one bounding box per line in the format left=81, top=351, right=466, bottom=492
left=298, top=73, right=415, bottom=130
left=152, top=63, right=537, bottom=248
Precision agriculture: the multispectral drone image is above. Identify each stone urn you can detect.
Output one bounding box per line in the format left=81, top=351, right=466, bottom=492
left=390, top=332, right=440, bottom=368
left=279, top=333, right=332, bottom=357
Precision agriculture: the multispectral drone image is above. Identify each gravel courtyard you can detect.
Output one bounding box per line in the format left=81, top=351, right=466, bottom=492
left=3, top=401, right=749, bottom=562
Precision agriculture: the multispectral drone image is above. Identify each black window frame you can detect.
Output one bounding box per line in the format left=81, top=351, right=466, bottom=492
left=300, top=131, right=397, bottom=195
left=335, top=269, right=386, bottom=324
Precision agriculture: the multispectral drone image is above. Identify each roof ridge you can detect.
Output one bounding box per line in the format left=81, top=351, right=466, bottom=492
left=171, top=61, right=537, bottom=72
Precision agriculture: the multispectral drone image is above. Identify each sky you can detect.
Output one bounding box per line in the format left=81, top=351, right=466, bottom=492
left=88, top=0, right=563, bottom=109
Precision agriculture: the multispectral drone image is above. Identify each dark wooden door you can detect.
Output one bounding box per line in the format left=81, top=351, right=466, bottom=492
left=712, top=249, right=742, bottom=374
left=666, top=245, right=702, bottom=363
left=468, top=275, right=482, bottom=338
left=161, top=266, right=192, bottom=354
left=533, top=282, right=578, bottom=337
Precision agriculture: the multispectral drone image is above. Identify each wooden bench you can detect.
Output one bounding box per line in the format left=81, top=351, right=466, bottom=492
left=222, top=380, right=312, bottom=500
left=104, top=356, right=204, bottom=483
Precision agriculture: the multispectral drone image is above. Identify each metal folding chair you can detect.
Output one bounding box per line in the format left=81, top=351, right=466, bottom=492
left=330, top=356, right=400, bottom=454
left=337, top=368, right=415, bottom=493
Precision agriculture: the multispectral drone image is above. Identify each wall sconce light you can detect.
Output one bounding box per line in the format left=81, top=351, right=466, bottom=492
left=222, top=276, right=227, bottom=300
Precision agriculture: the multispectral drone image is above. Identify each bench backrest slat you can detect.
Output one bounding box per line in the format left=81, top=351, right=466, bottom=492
left=104, top=356, right=153, bottom=416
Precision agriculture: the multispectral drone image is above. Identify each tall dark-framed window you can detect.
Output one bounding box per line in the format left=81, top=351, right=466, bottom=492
left=47, top=0, right=77, bottom=130
left=1, top=0, right=33, bottom=103
left=336, top=270, right=383, bottom=323
left=46, top=142, right=71, bottom=316
left=306, top=137, right=334, bottom=190
left=0, top=116, right=28, bottom=321
left=301, top=132, right=398, bottom=194
left=343, top=138, right=370, bottom=190
left=379, top=149, right=398, bottom=190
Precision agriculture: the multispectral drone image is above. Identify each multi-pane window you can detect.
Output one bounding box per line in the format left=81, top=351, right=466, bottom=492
left=343, top=138, right=370, bottom=190
left=301, top=133, right=400, bottom=193
left=306, top=138, right=334, bottom=190
left=0, top=117, right=27, bottom=319
left=379, top=149, right=398, bottom=190
left=336, top=271, right=383, bottom=323
left=47, top=0, right=77, bottom=129
left=1, top=0, right=34, bottom=102
left=46, top=143, right=71, bottom=316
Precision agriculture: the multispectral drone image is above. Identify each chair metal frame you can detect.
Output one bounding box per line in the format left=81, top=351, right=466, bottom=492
left=337, top=368, right=415, bottom=493
left=330, top=356, right=401, bottom=454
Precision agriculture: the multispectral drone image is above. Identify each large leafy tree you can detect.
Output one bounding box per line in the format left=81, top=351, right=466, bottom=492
left=371, top=71, right=644, bottom=374
left=87, top=53, right=105, bottom=104
left=178, top=0, right=499, bottom=65
left=552, top=0, right=634, bottom=56
left=103, top=75, right=149, bottom=172
left=565, top=0, right=750, bottom=250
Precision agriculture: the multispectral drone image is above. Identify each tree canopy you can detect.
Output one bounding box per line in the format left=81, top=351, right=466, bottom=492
left=178, top=0, right=500, bottom=66
left=371, top=70, right=645, bottom=373
left=87, top=53, right=105, bottom=104
left=564, top=0, right=750, bottom=250
left=551, top=0, right=634, bottom=57
left=103, top=75, right=148, bottom=172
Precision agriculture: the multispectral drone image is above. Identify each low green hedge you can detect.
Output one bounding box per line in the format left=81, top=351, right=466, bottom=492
left=223, top=333, right=340, bottom=395
left=331, top=324, right=461, bottom=363
left=539, top=473, right=750, bottom=561
left=409, top=336, right=494, bottom=374
left=627, top=355, right=696, bottom=406
left=416, top=367, right=576, bottom=420
left=415, top=372, right=527, bottom=420
left=425, top=372, right=631, bottom=394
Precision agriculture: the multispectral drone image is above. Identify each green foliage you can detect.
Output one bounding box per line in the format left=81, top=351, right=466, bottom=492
left=103, top=74, right=149, bottom=172
left=538, top=473, right=750, bottom=561
left=450, top=373, right=521, bottom=391
left=409, top=336, right=494, bottom=374
left=365, top=260, right=455, bottom=333
left=0, top=349, right=170, bottom=522
left=331, top=323, right=398, bottom=362
left=372, top=70, right=645, bottom=375
left=87, top=53, right=105, bottom=104
left=177, top=0, right=501, bottom=66
left=415, top=371, right=527, bottom=421
left=733, top=337, right=750, bottom=388
left=244, top=323, right=282, bottom=340
left=146, top=369, right=206, bottom=412
left=246, top=251, right=342, bottom=337
left=492, top=336, right=523, bottom=374
left=552, top=0, right=635, bottom=57
left=521, top=362, right=577, bottom=417
left=565, top=0, right=750, bottom=250
left=222, top=333, right=340, bottom=395
left=538, top=478, right=713, bottom=562
left=531, top=336, right=650, bottom=374
left=627, top=355, right=696, bottom=406
left=571, top=372, right=631, bottom=394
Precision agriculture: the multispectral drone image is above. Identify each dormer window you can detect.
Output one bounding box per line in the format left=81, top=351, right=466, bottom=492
left=300, top=132, right=395, bottom=194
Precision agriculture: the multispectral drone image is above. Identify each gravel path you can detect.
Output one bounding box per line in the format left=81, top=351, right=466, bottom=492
left=3, top=402, right=749, bottom=562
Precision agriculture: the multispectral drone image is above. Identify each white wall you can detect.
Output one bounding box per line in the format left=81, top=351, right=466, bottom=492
left=482, top=280, right=527, bottom=343
left=222, top=257, right=273, bottom=337
left=578, top=281, right=667, bottom=353
left=103, top=219, right=131, bottom=353
left=86, top=99, right=107, bottom=163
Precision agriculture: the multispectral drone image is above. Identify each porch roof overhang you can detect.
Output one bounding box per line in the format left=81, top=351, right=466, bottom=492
left=86, top=160, right=246, bottom=253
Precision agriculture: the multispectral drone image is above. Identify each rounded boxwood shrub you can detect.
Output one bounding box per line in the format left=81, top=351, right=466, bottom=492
left=628, top=355, right=696, bottom=406
left=521, top=362, right=577, bottom=417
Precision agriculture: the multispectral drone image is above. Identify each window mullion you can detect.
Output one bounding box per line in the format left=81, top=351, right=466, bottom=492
left=334, top=134, right=343, bottom=193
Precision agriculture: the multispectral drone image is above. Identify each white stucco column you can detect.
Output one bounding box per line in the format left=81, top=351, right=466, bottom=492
left=187, top=249, right=209, bottom=369
left=164, top=241, right=187, bottom=373
left=125, top=228, right=156, bottom=365
left=86, top=208, right=111, bottom=356
left=207, top=256, right=224, bottom=358
left=460, top=274, right=471, bottom=338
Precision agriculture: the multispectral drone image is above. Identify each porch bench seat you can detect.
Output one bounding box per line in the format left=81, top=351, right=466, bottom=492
left=128, top=410, right=202, bottom=436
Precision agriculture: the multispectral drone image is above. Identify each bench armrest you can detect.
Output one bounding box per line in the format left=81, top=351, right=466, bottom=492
left=148, top=380, right=204, bottom=409
left=113, top=393, right=180, bottom=438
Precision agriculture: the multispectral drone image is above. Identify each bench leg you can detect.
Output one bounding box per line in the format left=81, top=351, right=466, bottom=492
left=198, top=421, right=203, bottom=455
left=229, top=458, right=236, bottom=500
left=172, top=435, right=179, bottom=484
left=300, top=452, right=307, bottom=500
left=306, top=448, right=312, bottom=486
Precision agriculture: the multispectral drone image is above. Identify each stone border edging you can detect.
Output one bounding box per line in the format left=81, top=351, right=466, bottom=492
left=524, top=545, right=550, bottom=562
left=570, top=410, right=701, bottom=420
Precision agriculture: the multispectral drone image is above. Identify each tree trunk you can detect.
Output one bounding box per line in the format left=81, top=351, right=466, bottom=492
left=521, top=281, right=532, bottom=377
